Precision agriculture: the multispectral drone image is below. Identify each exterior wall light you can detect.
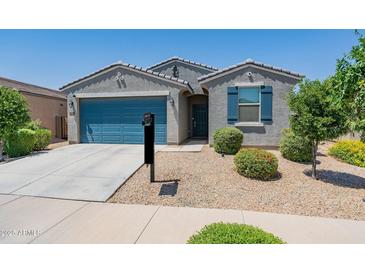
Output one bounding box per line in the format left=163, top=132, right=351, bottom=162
left=169, top=95, right=174, bottom=105
left=68, top=100, right=75, bottom=115
left=172, top=65, right=179, bottom=78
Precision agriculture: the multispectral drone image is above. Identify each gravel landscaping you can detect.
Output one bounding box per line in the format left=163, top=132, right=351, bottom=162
left=109, top=143, right=365, bottom=221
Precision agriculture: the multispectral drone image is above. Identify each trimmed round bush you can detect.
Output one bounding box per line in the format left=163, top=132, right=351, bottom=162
left=33, top=129, right=52, bottom=151
left=187, top=223, right=284, bottom=244
left=213, top=127, right=243, bottom=155
left=234, top=148, right=278, bottom=180
left=279, top=128, right=312, bottom=162
left=4, top=128, right=35, bottom=157
left=329, top=140, right=365, bottom=167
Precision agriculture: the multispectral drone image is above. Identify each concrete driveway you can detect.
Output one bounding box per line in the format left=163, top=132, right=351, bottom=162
left=0, top=144, right=163, bottom=201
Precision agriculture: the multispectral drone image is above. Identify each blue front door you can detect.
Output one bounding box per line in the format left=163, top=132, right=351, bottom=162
left=80, top=97, right=167, bottom=144
left=192, top=104, right=208, bottom=138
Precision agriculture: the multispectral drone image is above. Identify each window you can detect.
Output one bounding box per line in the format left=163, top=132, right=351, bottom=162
left=238, top=87, right=260, bottom=122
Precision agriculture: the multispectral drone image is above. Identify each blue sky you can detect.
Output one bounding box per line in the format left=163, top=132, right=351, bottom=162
left=0, top=29, right=363, bottom=89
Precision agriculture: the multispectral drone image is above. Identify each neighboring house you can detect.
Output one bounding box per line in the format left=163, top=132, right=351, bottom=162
left=60, top=57, right=303, bottom=146
left=0, top=76, right=67, bottom=138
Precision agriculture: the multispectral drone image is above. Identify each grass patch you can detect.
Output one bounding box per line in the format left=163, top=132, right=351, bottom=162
left=187, top=222, right=285, bottom=244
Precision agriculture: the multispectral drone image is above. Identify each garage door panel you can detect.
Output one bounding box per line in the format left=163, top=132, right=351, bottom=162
left=80, top=97, right=167, bottom=144
left=102, top=126, right=122, bottom=134
left=123, top=134, right=144, bottom=144
left=102, top=135, right=123, bottom=143
left=83, top=135, right=103, bottom=143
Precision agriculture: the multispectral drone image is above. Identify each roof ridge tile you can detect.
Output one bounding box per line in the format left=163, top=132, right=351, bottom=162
left=198, top=59, right=304, bottom=82
left=60, top=61, right=191, bottom=90
left=147, top=56, right=218, bottom=71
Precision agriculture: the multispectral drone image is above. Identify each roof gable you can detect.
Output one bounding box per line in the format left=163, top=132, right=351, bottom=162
left=148, top=56, right=218, bottom=72
left=198, top=58, right=304, bottom=83
left=60, top=61, right=193, bottom=91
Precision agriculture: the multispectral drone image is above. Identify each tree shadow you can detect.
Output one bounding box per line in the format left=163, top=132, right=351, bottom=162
left=303, top=169, right=365, bottom=189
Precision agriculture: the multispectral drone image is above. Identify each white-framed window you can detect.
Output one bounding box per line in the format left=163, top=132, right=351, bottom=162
left=238, top=87, right=261, bottom=122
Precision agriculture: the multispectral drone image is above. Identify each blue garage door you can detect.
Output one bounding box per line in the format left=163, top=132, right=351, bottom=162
left=80, top=97, right=167, bottom=144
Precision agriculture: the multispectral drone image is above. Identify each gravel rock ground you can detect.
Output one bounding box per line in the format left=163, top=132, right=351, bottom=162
left=109, top=143, right=365, bottom=221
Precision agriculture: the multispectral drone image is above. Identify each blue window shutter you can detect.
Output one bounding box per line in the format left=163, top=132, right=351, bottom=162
left=227, top=87, right=238, bottom=124
left=261, top=86, right=273, bottom=122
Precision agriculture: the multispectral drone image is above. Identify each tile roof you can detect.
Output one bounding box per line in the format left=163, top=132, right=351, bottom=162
left=198, top=58, right=305, bottom=82
left=147, top=56, right=218, bottom=72
left=0, top=76, right=66, bottom=99
left=60, top=61, right=192, bottom=90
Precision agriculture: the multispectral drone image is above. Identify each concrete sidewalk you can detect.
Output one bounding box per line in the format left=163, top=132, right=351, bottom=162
left=1, top=194, right=365, bottom=244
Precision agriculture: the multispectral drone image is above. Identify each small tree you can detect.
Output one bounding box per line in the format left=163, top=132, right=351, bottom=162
left=0, top=86, right=30, bottom=161
left=331, top=32, right=365, bottom=141
left=287, top=79, right=347, bottom=178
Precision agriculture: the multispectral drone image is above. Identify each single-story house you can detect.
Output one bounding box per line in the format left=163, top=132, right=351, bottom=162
left=0, top=76, right=67, bottom=138
left=60, top=57, right=304, bottom=146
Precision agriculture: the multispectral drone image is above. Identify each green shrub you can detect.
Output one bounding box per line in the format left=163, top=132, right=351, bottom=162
left=25, top=119, right=42, bottom=131
left=329, top=140, right=365, bottom=167
left=33, top=129, right=52, bottom=151
left=187, top=223, right=284, bottom=244
left=4, top=128, right=35, bottom=157
left=279, top=128, right=312, bottom=162
left=213, top=127, right=243, bottom=155
left=234, top=148, right=278, bottom=180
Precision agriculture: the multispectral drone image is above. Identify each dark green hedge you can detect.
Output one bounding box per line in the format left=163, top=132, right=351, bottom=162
left=5, top=128, right=35, bottom=157
left=234, top=148, right=278, bottom=180
left=213, top=127, right=243, bottom=155
left=33, top=129, right=52, bottom=151
left=279, top=128, right=312, bottom=162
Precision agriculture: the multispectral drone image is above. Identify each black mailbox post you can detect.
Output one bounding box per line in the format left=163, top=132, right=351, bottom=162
left=142, top=112, right=155, bottom=182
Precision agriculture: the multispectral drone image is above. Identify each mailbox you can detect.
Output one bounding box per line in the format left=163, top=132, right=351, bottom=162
left=142, top=112, right=155, bottom=182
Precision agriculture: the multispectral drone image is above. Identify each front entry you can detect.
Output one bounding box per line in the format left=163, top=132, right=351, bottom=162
left=192, top=104, right=208, bottom=138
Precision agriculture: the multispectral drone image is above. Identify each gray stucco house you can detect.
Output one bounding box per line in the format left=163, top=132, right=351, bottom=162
left=60, top=57, right=303, bottom=146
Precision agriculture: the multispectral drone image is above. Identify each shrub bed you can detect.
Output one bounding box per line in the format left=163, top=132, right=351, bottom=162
left=33, top=129, right=52, bottom=151
left=213, top=127, right=243, bottom=155
left=187, top=223, right=284, bottom=244
left=328, top=140, right=365, bottom=167
left=5, top=128, right=35, bottom=157
left=279, top=128, right=312, bottom=162
left=234, top=148, right=278, bottom=180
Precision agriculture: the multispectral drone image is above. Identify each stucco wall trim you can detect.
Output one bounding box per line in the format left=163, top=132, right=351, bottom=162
left=75, top=91, right=170, bottom=98
left=235, top=81, right=265, bottom=87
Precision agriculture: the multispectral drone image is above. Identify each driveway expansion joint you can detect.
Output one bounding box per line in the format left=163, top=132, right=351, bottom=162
left=28, top=201, right=90, bottom=244
left=134, top=205, right=161, bottom=244
left=0, top=195, right=23, bottom=208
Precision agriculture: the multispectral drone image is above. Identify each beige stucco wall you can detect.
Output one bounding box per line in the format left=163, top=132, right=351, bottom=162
left=22, top=92, right=67, bottom=137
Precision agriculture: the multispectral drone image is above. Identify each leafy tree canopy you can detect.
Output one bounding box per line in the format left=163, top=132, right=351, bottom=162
left=288, top=79, right=347, bottom=142
left=331, top=32, right=365, bottom=140
left=0, top=86, right=30, bottom=138
left=287, top=79, right=347, bottom=178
